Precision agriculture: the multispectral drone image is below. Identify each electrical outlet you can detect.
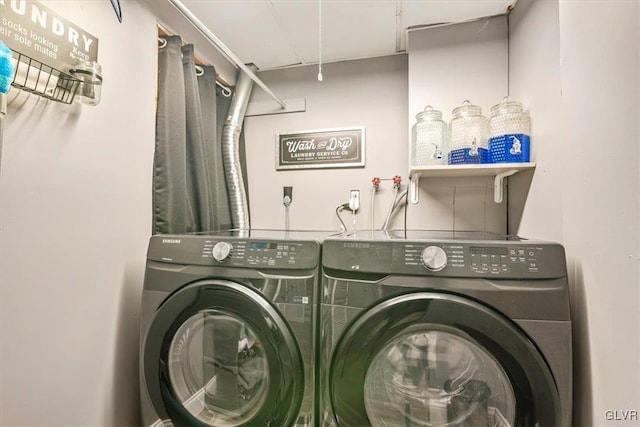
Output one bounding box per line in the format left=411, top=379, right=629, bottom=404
left=349, top=190, right=360, bottom=212
left=283, top=186, right=293, bottom=207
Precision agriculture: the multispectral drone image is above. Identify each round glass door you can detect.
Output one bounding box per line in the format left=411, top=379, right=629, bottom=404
left=143, top=280, right=304, bottom=427
left=330, top=291, right=560, bottom=427
left=364, top=328, right=516, bottom=426
left=168, top=310, right=270, bottom=426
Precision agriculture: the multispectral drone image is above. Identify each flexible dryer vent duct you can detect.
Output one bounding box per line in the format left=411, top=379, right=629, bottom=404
left=223, top=64, right=256, bottom=230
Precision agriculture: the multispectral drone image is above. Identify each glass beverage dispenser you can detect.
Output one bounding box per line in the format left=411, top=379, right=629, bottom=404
left=489, top=97, right=531, bottom=163
left=448, top=100, right=489, bottom=164
left=412, top=106, right=448, bottom=166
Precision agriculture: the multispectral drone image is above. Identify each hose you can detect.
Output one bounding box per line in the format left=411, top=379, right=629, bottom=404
left=370, top=186, right=376, bottom=230
left=381, top=185, right=399, bottom=230
left=335, top=203, right=351, bottom=231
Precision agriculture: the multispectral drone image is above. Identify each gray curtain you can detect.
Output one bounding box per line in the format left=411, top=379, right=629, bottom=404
left=153, top=35, right=244, bottom=234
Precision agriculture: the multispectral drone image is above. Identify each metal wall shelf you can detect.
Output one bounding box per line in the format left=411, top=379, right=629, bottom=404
left=409, top=162, right=536, bottom=204
left=10, top=51, right=80, bottom=104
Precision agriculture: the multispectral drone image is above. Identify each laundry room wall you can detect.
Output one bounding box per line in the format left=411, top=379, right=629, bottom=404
left=0, top=1, right=159, bottom=426
left=244, top=55, right=410, bottom=231
left=557, top=2, right=640, bottom=424
left=244, top=16, right=508, bottom=233
left=506, top=0, right=563, bottom=240
left=406, top=16, right=508, bottom=233
left=509, top=0, right=640, bottom=425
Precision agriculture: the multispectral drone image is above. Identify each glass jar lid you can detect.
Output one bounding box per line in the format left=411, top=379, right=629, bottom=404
left=415, top=105, right=443, bottom=121
left=491, top=97, right=523, bottom=116
left=452, top=100, right=482, bottom=118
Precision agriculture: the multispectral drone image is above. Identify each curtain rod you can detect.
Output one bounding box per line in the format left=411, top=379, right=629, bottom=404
left=167, top=0, right=287, bottom=109
left=157, top=36, right=232, bottom=97
left=157, top=24, right=233, bottom=86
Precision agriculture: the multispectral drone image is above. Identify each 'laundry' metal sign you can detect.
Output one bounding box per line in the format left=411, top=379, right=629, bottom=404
left=276, top=127, right=365, bottom=170
left=0, top=0, right=98, bottom=72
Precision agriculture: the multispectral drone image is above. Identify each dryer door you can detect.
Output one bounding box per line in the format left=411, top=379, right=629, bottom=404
left=143, top=280, right=304, bottom=427
left=330, top=291, right=560, bottom=427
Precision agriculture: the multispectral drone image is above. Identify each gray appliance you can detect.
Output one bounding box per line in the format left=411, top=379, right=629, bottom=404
left=140, top=230, right=334, bottom=427
left=319, top=230, right=572, bottom=427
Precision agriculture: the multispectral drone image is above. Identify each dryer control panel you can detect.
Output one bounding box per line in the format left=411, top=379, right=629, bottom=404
left=203, top=239, right=316, bottom=268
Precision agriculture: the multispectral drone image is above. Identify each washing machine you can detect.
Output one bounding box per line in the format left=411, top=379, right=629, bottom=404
left=319, top=230, right=572, bottom=427
left=140, top=230, right=335, bottom=427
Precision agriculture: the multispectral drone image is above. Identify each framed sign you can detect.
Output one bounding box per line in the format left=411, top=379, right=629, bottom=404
left=0, top=0, right=99, bottom=72
left=276, top=127, right=365, bottom=170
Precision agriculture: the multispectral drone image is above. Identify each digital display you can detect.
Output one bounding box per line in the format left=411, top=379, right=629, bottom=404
left=470, top=246, right=508, bottom=255
left=249, top=241, right=277, bottom=250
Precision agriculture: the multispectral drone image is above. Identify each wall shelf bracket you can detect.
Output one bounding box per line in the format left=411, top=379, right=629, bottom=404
left=493, top=170, right=517, bottom=203
left=409, top=172, right=422, bottom=204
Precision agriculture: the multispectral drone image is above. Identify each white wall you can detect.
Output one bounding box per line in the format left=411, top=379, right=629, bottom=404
left=244, top=55, right=411, bottom=231
left=407, top=17, right=508, bottom=233
left=507, top=0, right=564, bottom=239
left=510, top=0, right=640, bottom=425
left=0, top=1, right=158, bottom=425
left=558, top=1, right=640, bottom=424
left=244, top=17, right=510, bottom=233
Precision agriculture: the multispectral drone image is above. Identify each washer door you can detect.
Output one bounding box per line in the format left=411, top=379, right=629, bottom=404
left=143, top=280, right=304, bottom=427
left=330, top=292, right=560, bottom=427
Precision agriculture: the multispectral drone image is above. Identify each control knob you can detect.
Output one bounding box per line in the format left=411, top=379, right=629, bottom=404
left=421, top=246, right=447, bottom=271
left=212, top=241, right=233, bottom=262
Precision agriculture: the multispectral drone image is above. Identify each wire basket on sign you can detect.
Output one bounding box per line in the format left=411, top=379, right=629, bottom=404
left=10, top=50, right=80, bottom=104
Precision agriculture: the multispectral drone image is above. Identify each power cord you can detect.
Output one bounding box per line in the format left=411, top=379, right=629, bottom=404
left=335, top=203, right=352, bottom=231
left=283, top=186, right=292, bottom=231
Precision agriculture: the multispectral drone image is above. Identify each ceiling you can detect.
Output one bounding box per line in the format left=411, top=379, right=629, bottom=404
left=179, top=0, right=516, bottom=72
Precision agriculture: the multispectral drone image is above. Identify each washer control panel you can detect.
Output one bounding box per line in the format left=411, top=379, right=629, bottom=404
left=400, top=243, right=559, bottom=278
left=321, top=239, right=566, bottom=279
left=147, top=235, right=319, bottom=269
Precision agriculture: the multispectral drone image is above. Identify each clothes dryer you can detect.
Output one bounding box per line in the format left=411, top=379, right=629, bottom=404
left=140, top=230, right=334, bottom=427
left=319, top=230, right=572, bottom=427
